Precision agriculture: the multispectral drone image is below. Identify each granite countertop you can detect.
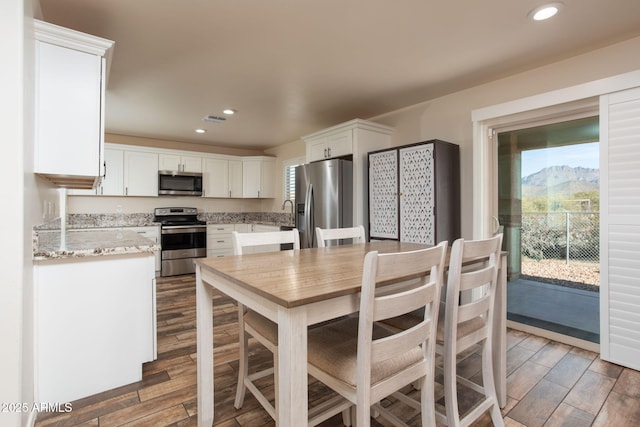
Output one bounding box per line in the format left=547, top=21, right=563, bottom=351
left=33, top=229, right=159, bottom=261
left=35, top=212, right=294, bottom=230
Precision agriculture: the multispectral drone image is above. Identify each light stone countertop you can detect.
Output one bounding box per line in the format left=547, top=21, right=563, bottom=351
left=33, top=229, right=159, bottom=261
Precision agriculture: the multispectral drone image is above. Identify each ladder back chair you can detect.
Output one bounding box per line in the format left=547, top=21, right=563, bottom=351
left=306, top=241, right=448, bottom=427
left=231, top=229, right=300, bottom=422
left=436, top=234, right=504, bottom=427
left=315, top=225, right=366, bottom=247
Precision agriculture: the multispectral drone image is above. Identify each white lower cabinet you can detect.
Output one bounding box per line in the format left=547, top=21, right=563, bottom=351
left=206, top=224, right=281, bottom=256
left=33, top=254, right=156, bottom=403
left=128, top=226, right=161, bottom=274
left=206, top=224, right=235, bottom=258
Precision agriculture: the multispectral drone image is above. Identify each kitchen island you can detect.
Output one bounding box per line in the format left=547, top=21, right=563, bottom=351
left=33, top=229, right=158, bottom=404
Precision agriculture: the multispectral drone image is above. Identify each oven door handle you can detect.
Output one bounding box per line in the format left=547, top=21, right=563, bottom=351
left=161, top=225, right=207, bottom=234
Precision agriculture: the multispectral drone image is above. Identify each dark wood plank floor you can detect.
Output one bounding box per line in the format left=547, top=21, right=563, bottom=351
left=35, top=274, right=640, bottom=426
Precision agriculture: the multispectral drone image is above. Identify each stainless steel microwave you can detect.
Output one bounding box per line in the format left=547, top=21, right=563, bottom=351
left=158, top=170, right=203, bottom=196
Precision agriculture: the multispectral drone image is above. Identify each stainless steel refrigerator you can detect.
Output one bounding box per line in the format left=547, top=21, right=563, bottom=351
left=295, top=159, right=353, bottom=248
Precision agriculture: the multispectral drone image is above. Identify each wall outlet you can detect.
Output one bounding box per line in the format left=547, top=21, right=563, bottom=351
left=116, top=205, right=123, bottom=214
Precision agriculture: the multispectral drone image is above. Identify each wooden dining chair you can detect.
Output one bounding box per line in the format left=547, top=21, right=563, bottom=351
left=315, top=225, right=366, bottom=247
left=435, top=233, right=504, bottom=427
left=231, top=229, right=300, bottom=422
left=305, top=241, right=448, bottom=427
left=377, top=234, right=504, bottom=426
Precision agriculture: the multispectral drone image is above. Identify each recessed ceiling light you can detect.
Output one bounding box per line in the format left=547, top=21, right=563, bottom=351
left=529, top=2, right=563, bottom=21
left=223, top=108, right=236, bottom=115
left=195, top=128, right=206, bottom=134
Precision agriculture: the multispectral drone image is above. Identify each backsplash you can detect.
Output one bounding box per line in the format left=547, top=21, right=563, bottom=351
left=35, top=212, right=294, bottom=230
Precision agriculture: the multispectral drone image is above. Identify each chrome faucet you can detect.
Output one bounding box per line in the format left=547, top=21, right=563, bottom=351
left=281, top=199, right=294, bottom=222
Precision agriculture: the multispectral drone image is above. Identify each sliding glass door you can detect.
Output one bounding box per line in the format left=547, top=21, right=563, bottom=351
left=497, top=116, right=601, bottom=343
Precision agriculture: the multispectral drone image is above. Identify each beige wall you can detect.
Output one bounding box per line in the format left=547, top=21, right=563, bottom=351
left=71, top=37, right=640, bottom=237
left=106, top=133, right=266, bottom=157
left=264, top=30, right=640, bottom=238
left=0, top=0, right=61, bottom=425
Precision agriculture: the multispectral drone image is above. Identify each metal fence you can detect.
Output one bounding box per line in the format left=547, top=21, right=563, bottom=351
left=521, top=212, right=600, bottom=263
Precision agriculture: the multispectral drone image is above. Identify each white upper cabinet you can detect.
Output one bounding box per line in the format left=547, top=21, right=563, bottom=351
left=306, top=129, right=354, bottom=162
left=202, top=157, right=229, bottom=198
left=202, top=157, right=244, bottom=198
left=124, top=150, right=158, bottom=196
left=34, top=20, right=114, bottom=189
left=99, top=147, right=125, bottom=196
left=242, top=157, right=275, bottom=198
left=229, top=159, right=243, bottom=198
left=158, top=153, right=202, bottom=173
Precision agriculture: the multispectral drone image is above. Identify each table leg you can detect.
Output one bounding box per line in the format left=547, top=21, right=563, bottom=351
left=277, top=306, right=308, bottom=427
left=493, top=253, right=507, bottom=407
left=196, top=266, right=215, bottom=427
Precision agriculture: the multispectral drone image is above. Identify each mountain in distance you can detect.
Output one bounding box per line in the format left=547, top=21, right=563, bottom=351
left=522, top=165, right=599, bottom=198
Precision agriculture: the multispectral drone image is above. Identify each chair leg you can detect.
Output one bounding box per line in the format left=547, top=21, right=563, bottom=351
left=444, top=348, right=462, bottom=427
left=481, top=341, right=505, bottom=427
left=234, top=303, right=248, bottom=409
left=421, top=374, right=436, bottom=427
left=355, top=396, right=370, bottom=427
left=341, top=408, right=352, bottom=426
left=273, top=351, right=279, bottom=423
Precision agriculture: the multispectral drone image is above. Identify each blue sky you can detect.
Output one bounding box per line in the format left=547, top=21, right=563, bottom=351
left=521, top=142, right=600, bottom=177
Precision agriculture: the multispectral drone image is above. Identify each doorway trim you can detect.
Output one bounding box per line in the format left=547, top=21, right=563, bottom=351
left=472, top=69, right=640, bottom=239
left=471, top=70, right=640, bottom=351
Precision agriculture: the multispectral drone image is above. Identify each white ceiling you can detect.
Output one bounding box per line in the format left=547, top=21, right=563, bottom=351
left=39, top=0, right=640, bottom=151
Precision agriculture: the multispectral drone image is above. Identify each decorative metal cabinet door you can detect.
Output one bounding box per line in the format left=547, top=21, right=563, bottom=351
left=399, top=144, right=435, bottom=245
left=368, top=150, right=399, bottom=239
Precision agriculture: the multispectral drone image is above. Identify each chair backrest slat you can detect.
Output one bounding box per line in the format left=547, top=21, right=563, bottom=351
left=358, top=241, right=447, bottom=377
left=315, top=225, right=365, bottom=248
left=444, top=234, right=503, bottom=346
left=232, top=229, right=300, bottom=255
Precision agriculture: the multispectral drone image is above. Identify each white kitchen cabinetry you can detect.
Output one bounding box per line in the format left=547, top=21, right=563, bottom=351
left=33, top=254, right=156, bottom=403
left=306, top=129, right=353, bottom=161
left=158, top=153, right=202, bottom=173
left=34, top=20, right=114, bottom=189
left=99, top=147, right=125, bottom=195
left=206, top=224, right=282, bottom=256
left=242, top=157, right=276, bottom=198
left=129, top=226, right=161, bottom=274
left=303, top=119, right=394, bottom=238
left=202, top=158, right=243, bottom=198
left=124, top=150, right=158, bottom=196
left=206, top=224, right=235, bottom=257
left=368, top=139, right=460, bottom=245
left=229, top=159, right=243, bottom=198
left=66, top=146, right=124, bottom=196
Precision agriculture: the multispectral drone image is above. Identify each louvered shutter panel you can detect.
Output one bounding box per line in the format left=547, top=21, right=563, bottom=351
left=600, top=86, right=640, bottom=370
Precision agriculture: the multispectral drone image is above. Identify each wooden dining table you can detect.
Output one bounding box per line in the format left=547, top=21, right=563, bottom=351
left=195, top=241, right=507, bottom=427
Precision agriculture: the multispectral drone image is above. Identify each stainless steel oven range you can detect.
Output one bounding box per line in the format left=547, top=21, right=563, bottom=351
left=154, top=207, right=206, bottom=277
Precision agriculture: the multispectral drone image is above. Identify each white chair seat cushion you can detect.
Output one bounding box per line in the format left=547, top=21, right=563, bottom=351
left=245, top=310, right=278, bottom=345
left=307, top=317, right=424, bottom=387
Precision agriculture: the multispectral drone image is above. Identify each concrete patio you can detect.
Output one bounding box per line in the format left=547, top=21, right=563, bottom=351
left=507, top=278, right=600, bottom=343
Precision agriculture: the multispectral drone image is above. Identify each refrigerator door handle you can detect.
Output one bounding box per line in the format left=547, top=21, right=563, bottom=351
left=309, top=184, right=315, bottom=247
left=304, top=183, right=313, bottom=248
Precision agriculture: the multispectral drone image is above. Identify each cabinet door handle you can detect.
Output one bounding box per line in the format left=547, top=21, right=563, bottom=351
left=328, top=147, right=332, bottom=157
left=229, top=190, right=232, bottom=197
left=125, top=186, right=128, bottom=196
left=324, top=148, right=327, bottom=158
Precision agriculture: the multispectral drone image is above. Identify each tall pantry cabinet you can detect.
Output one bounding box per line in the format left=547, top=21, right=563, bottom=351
left=368, top=139, right=460, bottom=245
